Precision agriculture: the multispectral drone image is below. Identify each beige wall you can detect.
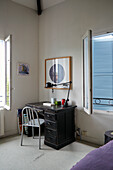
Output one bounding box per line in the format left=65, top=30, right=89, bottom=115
left=1, top=0, right=113, bottom=144
left=0, top=0, right=38, bottom=136
left=39, top=0, right=113, bottom=145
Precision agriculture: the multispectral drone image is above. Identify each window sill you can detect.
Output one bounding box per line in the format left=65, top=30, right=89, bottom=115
left=83, top=107, right=113, bottom=116
left=84, top=108, right=92, bottom=115
left=93, top=109, right=113, bottom=116
left=0, top=107, right=4, bottom=111
left=0, top=106, right=10, bottom=111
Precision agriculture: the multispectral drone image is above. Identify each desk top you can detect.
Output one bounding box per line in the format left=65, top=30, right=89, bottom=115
left=26, top=101, right=77, bottom=112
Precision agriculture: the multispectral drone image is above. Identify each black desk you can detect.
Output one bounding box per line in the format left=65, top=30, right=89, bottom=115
left=26, top=102, right=77, bottom=150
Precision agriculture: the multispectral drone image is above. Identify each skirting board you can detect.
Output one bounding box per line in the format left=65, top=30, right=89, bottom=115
left=81, top=135, right=103, bottom=145
left=75, top=132, right=103, bottom=145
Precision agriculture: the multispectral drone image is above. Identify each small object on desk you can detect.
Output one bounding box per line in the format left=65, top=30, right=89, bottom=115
left=43, top=103, right=55, bottom=106
left=62, top=99, right=65, bottom=106
left=55, top=101, right=61, bottom=105
left=51, top=98, right=56, bottom=104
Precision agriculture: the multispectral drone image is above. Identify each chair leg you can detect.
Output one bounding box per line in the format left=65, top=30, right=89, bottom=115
left=39, top=127, right=41, bottom=149
left=32, top=127, right=34, bottom=139
left=21, top=125, right=24, bottom=146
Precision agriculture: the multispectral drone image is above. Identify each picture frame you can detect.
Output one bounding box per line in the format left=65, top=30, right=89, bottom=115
left=45, top=56, right=71, bottom=89
left=17, top=62, right=29, bottom=75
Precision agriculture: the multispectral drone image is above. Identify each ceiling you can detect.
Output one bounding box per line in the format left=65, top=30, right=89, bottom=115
left=11, top=0, right=66, bottom=10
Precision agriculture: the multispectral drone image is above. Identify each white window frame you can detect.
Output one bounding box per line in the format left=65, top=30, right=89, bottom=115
left=83, top=30, right=93, bottom=114
left=4, top=35, right=12, bottom=110
left=0, top=35, right=12, bottom=110
left=0, top=39, right=5, bottom=109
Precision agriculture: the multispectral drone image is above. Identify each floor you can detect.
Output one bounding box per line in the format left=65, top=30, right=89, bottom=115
left=0, top=135, right=98, bottom=170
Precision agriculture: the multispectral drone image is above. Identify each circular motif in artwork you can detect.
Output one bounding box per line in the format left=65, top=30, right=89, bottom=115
left=49, top=64, right=65, bottom=83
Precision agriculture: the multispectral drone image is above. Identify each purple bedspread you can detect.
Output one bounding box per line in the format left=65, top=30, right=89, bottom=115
left=71, top=140, right=113, bottom=170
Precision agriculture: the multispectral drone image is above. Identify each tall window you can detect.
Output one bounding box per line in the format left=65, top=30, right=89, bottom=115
left=93, top=33, right=113, bottom=112
left=83, top=30, right=113, bottom=113
left=0, top=35, right=12, bottom=110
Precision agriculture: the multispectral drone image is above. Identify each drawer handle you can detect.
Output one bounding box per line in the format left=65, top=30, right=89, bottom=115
left=47, top=122, right=51, bottom=125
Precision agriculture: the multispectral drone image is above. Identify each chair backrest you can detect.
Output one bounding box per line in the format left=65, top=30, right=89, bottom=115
left=22, top=106, right=43, bottom=127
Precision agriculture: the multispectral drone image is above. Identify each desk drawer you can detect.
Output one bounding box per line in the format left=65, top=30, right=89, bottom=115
left=45, top=112, right=56, bottom=121
left=45, top=128, right=57, bottom=137
left=45, top=136, right=57, bottom=144
left=45, top=120, right=56, bottom=130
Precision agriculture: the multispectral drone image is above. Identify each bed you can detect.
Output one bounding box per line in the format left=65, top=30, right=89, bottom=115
left=71, top=140, right=113, bottom=170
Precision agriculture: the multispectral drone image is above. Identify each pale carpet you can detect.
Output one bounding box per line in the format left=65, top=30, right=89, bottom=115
left=0, top=135, right=97, bottom=170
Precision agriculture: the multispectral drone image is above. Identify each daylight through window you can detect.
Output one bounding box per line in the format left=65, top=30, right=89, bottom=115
left=83, top=31, right=113, bottom=113
left=0, top=35, right=11, bottom=110
left=93, top=33, right=113, bottom=111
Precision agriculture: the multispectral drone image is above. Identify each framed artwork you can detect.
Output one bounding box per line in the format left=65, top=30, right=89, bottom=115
left=17, top=62, right=29, bottom=75
left=45, top=56, right=71, bottom=89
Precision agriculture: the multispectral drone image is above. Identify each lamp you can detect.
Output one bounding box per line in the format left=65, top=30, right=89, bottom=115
left=45, top=81, right=72, bottom=107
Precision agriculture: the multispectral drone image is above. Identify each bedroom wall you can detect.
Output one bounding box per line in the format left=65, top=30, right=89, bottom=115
left=0, top=0, right=38, bottom=136
left=38, top=0, right=113, bottom=145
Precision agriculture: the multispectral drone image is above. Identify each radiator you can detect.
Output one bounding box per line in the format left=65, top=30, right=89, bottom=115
left=0, top=110, right=4, bottom=136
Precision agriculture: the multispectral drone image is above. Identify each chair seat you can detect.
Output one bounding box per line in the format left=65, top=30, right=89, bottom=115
left=23, top=118, right=44, bottom=127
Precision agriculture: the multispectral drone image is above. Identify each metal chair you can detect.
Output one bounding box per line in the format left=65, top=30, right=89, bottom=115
left=21, top=106, right=44, bottom=149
